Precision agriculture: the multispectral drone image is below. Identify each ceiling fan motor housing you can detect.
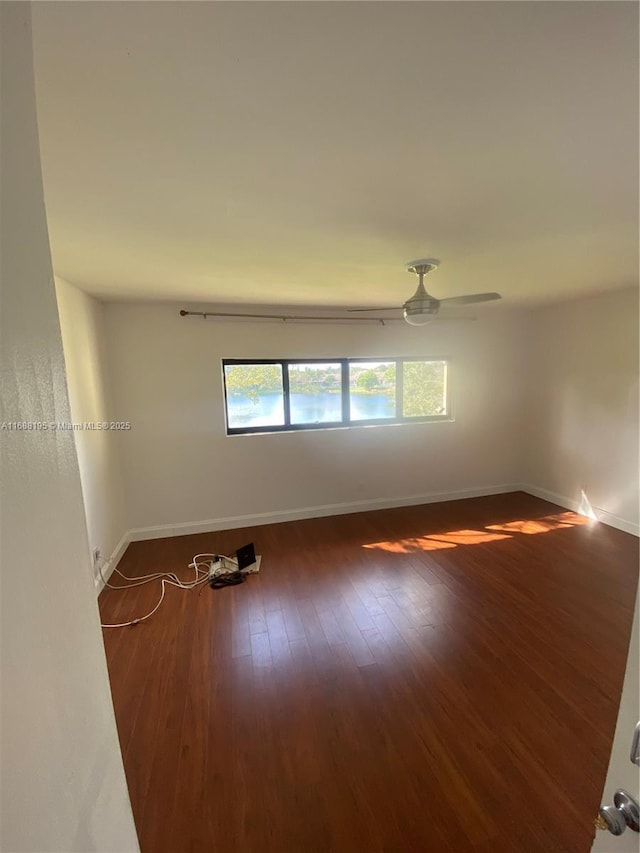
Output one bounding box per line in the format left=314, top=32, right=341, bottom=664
left=403, top=259, right=441, bottom=324
left=403, top=296, right=440, bottom=325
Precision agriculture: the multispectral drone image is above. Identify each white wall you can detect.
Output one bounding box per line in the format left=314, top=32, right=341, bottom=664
left=523, top=287, right=639, bottom=534
left=0, top=5, right=139, bottom=852
left=104, top=303, right=526, bottom=534
left=55, top=277, right=126, bottom=582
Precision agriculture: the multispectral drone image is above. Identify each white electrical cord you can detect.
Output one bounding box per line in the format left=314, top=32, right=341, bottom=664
left=99, top=553, right=219, bottom=628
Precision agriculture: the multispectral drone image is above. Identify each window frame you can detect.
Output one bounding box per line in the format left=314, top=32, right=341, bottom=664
left=222, top=357, right=451, bottom=435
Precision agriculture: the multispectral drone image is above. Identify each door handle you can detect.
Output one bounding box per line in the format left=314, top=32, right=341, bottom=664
left=596, top=790, right=640, bottom=836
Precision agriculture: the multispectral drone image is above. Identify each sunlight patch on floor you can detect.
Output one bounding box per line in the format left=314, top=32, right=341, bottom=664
left=362, top=512, right=593, bottom=553
left=363, top=528, right=511, bottom=554
left=487, top=511, right=591, bottom=535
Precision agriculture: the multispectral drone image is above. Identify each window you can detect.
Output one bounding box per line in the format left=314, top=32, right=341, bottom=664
left=349, top=361, right=396, bottom=421
left=223, top=363, right=285, bottom=429
left=289, top=363, right=342, bottom=425
left=402, top=360, right=447, bottom=418
left=222, top=358, right=449, bottom=435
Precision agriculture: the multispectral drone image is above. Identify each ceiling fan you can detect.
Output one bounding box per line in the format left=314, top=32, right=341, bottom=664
left=349, top=259, right=501, bottom=325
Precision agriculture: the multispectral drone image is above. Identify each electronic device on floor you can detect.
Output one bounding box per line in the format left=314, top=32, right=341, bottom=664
left=236, top=542, right=261, bottom=573
left=208, top=543, right=261, bottom=588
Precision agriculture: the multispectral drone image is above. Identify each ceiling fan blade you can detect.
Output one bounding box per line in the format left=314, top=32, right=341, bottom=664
left=347, top=306, right=401, bottom=313
left=438, top=292, right=501, bottom=306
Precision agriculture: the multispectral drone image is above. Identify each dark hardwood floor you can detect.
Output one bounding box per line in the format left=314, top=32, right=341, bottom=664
left=99, top=492, right=638, bottom=853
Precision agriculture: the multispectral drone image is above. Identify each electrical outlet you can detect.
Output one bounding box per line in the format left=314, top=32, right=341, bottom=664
left=93, top=547, right=101, bottom=564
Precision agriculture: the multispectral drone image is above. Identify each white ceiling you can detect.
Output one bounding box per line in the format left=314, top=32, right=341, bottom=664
left=31, top=1, right=638, bottom=308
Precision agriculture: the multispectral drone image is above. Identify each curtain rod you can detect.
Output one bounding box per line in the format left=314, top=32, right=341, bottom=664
left=179, top=309, right=401, bottom=325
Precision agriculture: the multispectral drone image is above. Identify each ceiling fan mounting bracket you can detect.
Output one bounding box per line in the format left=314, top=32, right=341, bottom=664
left=406, top=258, right=440, bottom=276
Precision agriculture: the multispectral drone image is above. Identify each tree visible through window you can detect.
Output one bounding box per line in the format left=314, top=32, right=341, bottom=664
left=403, top=361, right=447, bottom=417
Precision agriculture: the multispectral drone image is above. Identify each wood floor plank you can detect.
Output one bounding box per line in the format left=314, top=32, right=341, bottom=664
left=99, top=492, right=638, bottom=852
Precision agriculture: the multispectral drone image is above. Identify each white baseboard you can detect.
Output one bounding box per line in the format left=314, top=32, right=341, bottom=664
left=94, top=531, right=131, bottom=593
left=95, top=482, right=638, bottom=596
left=126, top=484, right=519, bottom=544
left=520, top=483, right=639, bottom=537
left=97, top=484, right=518, bottom=595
